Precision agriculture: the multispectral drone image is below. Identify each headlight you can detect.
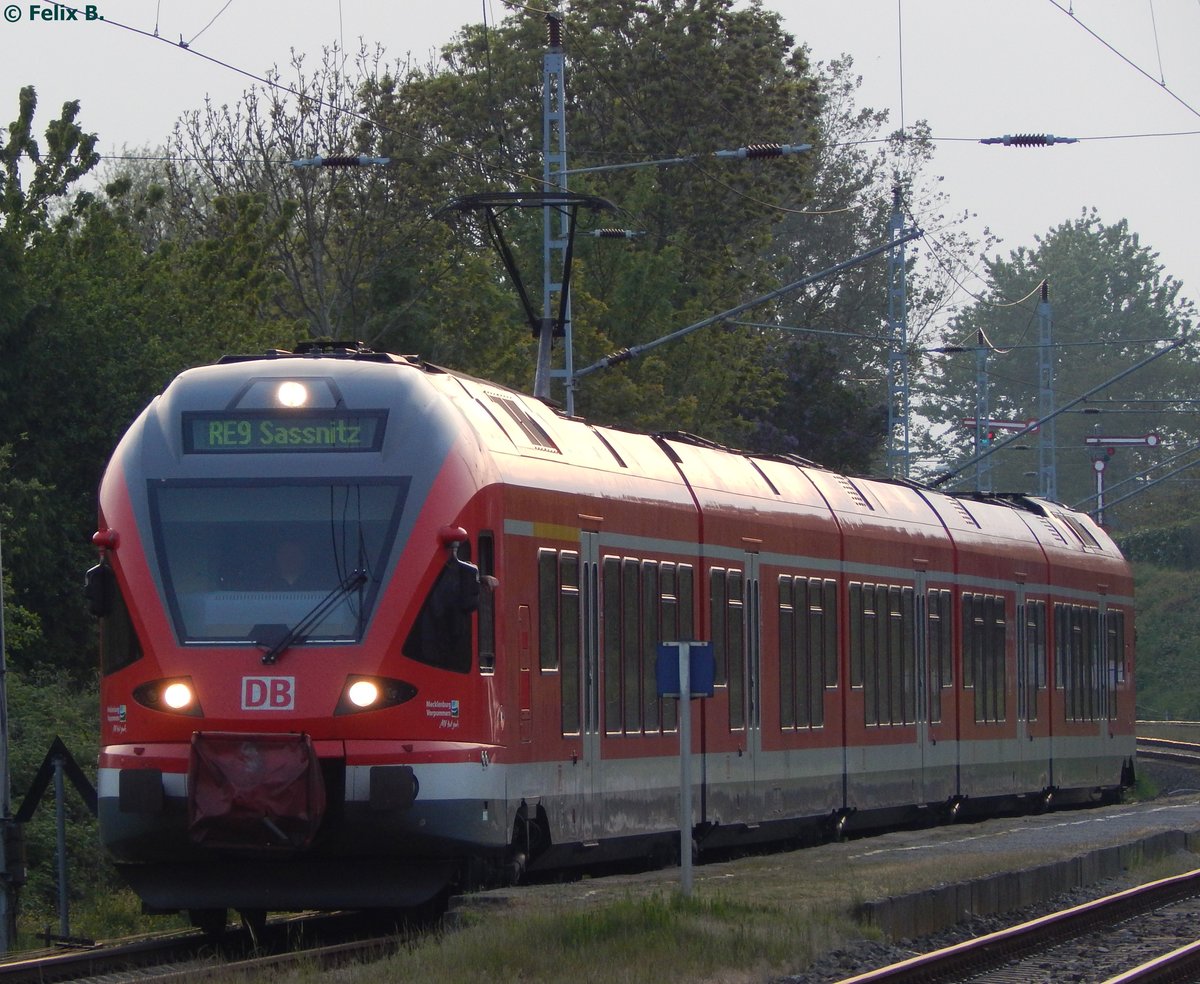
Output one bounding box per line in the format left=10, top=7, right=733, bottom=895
left=132, top=678, right=203, bottom=717
left=335, top=676, right=417, bottom=715
left=276, top=381, right=309, bottom=407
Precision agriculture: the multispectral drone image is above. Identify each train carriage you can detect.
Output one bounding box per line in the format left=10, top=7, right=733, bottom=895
left=88, top=344, right=1135, bottom=923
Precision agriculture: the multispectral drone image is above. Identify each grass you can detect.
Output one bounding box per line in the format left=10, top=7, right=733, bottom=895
left=346, top=890, right=861, bottom=984
left=15, top=887, right=189, bottom=949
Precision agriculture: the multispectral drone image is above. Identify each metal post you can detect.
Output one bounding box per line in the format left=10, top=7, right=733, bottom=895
left=885, top=184, right=911, bottom=478
left=1038, top=281, right=1057, bottom=500
left=677, top=643, right=693, bottom=898
left=539, top=11, right=574, bottom=411
left=975, top=331, right=990, bottom=493
left=54, top=756, right=68, bottom=939
left=0, top=530, right=10, bottom=953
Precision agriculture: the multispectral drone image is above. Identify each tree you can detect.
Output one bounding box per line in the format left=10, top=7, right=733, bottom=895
left=0, top=88, right=295, bottom=679
left=915, top=209, right=1198, bottom=522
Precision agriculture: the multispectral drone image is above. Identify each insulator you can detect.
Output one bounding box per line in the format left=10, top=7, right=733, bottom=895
left=980, top=133, right=1078, bottom=147
left=546, top=11, right=563, bottom=49
left=591, top=228, right=641, bottom=238
left=321, top=155, right=364, bottom=167
left=714, top=142, right=810, bottom=160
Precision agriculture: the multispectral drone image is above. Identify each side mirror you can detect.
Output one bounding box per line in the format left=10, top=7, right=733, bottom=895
left=85, top=563, right=115, bottom=617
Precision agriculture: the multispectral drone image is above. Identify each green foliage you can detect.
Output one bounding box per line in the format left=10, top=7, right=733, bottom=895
left=0, top=87, right=296, bottom=679
left=915, top=209, right=1197, bottom=509
left=1120, top=521, right=1200, bottom=569
left=4, top=671, right=121, bottom=926
left=1132, top=562, right=1200, bottom=720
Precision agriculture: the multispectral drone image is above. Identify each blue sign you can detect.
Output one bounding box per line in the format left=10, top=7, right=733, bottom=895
left=655, top=642, right=715, bottom=698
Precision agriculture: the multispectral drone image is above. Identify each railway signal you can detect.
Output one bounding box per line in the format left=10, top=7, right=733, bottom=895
left=1085, top=434, right=1163, bottom=525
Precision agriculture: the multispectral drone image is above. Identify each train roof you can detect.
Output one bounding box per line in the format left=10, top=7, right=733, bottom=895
left=199, top=343, right=1125, bottom=567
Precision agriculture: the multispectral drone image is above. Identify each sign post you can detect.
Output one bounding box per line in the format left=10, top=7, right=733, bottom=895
left=656, top=641, right=714, bottom=897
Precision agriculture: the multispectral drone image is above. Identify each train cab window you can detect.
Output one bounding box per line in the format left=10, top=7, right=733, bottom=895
left=403, top=548, right=480, bottom=674
left=148, top=479, right=406, bottom=646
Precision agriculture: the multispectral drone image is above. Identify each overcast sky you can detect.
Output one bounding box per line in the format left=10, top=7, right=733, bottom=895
left=3, top=1, right=1197, bottom=317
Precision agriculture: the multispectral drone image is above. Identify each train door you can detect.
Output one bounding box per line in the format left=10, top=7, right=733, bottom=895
left=915, top=573, right=955, bottom=804
left=1015, top=589, right=1049, bottom=791
left=913, top=572, right=932, bottom=798
left=579, top=531, right=602, bottom=842
left=745, top=552, right=763, bottom=803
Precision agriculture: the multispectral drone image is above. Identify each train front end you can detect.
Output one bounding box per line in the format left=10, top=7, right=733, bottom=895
left=91, top=348, right=502, bottom=918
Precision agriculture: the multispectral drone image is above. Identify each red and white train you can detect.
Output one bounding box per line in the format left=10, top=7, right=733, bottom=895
left=89, top=342, right=1135, bottom=927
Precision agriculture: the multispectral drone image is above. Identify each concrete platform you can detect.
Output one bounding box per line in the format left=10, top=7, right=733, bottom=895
left=448, top=794, right=1200, bottom=941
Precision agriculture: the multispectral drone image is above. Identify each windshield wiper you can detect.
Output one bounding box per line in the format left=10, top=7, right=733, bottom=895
left=259, top=570, right=368, bottom=665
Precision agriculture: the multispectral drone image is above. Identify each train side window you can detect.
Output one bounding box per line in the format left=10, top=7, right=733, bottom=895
left=710, top=568, right=728, bottom=687
left=90, top=564, right=144, bottom=675
left=821, top=579, right=838, bottom=690
left=622, top=558, right=640, bottom=732
left=887, top=585, right=904, bottom=725
left=961, top=593, right=977, bottom=689
left=963, top=593, right=1006, bottom=723
left=1106, top=610, right=1124, bottom=719
left=865, top=584, right=882, bottom=725
left=779, top=576, right=796, bottom=729
left=478, top=532, right=496, bottom=674
left=709, top=566, right=745, bottom=730
left=538, top=549, right=559, bottom=672
left=901, top=586, right=915, bottom=725
left=641, top=561, right=660, bottom=732
left=1061, top=603, right=1103, bottom=723
left=727, top=570, right=745, bottom=730
left=559, top=552, right=581, bottom=735
left=927, top=589, right=952, bottom=695
left=658, top=563, right=680, bottom=733
left=1024, top=600, right=1047, bottom=722
left=603, top=557, right=622, bottom=734
left=849, top=582, right=864, bottom=689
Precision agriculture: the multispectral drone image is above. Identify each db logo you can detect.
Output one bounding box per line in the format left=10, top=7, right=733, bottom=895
left=241, top=676, right=295, bottom=710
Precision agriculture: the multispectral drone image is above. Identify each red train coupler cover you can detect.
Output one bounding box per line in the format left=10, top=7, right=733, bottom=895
left=187, top=732, right=326, bottom=852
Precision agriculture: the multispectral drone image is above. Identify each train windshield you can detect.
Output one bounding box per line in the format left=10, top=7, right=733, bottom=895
left=149, top=479, right=408, bottom=645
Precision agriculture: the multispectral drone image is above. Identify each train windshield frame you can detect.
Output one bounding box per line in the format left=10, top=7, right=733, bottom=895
left=147, top=477, right=410, bottom=646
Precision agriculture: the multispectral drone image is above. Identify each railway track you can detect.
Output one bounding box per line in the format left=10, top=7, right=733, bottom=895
left=1137, top=737, right=1200, bottom=767
left=0, top=910, right=412, bottom=984
left=832, top=868, right=1200, bottom=984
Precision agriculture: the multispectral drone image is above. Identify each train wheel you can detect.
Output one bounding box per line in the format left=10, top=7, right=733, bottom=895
left=187, top=908, right=228, bottom=938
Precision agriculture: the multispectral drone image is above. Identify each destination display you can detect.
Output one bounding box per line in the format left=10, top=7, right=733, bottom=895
left=183, top=410, right=388, bottom=453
